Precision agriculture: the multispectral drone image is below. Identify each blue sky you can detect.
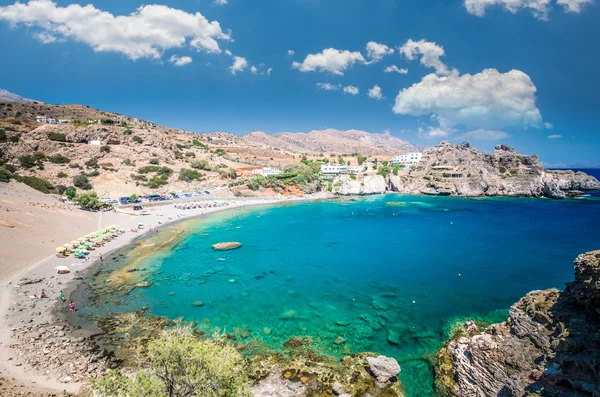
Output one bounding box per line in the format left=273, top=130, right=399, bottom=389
left=0, top=0, right=599, bottom=166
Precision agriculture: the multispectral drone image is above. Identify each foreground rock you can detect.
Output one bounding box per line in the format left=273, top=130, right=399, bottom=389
left=212, top=242, right=242, bottom=251
left=436, top=250, right=600, bottom=396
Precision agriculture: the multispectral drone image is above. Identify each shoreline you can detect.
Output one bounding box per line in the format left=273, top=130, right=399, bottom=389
left=0, top=193, right=331, bottom=394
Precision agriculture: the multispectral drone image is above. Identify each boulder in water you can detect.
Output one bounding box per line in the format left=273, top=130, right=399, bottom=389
left=135, top=281, right=152, bottom=288
left=212, top=242, right=242, bottom=251
left=366, top=355, right=401, bottom=383
left=191, top=301, right=204, bottom=307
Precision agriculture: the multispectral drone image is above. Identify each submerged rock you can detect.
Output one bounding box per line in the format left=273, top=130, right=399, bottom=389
left=135, top=281, right=152, bottom=288
left=437, top=250, right=600, bottom=397
left=212, top=242, right=242, bottom=251
left=191, top=301, right=203, bottom=307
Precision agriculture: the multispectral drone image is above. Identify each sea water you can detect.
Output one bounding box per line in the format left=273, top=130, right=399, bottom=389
left=81, top=183, right=600, bottom=396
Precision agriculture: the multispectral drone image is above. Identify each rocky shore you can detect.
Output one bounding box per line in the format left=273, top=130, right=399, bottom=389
left=331, top=142, right=600, bottom=198
left=436, top=250, right=600, bottom=396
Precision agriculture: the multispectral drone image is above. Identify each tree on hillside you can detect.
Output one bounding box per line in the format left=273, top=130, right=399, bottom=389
left=74, top=192, right=103, bottom=210
left=92, top=328, right=251, bottom=397
left=65, top=186, right=76, bottom=200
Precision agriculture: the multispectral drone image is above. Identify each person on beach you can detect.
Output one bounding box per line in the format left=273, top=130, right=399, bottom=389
left=40, top=289, right=48, bottom=298
left=69, top=301, right=76, bottom=312
left=100, top=254, right=103, bottom=262
left=60, top=291, right=66, bottom=302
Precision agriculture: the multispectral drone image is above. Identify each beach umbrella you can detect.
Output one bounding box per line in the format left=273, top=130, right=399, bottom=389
left=56, top=247, right=65, bottom=253
left=55, top=265, right=70, bottom=272
left=71, top=240, right=80, bottom=245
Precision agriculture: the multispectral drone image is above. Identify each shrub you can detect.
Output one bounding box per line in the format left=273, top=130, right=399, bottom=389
left=3, top=163, right=17, bottom=173
left=73, top=174, right=92, bottom=190
left=9, top=134, right=20, bottom=143
left=132, top=136, right=143, bottom=144
left=190, top=159, right=211, bottom=171
left=0, top=129, right=6, bottom=141
left=174, top=151, right=183, bottom=159
left=123, top=129, right=133, bottom=136
left=192, top=139, right=208, bottom=149
left=130, top=173, right=148, bottom=182
left=86, top=170, right=100, bottom=177
left=91, top=328, right=251, bottom=397
left=356, top=153, right=367, bottom=165
left=179, top=168, right=203, bottom=181
left=15, top=175, right=55, bottom=194
left=85, top=158, right=99, bottom=169
left=69, top=163, right=81, bottom=169
left=442, top=173, right=451, bottom=178
left=350, top=174, right=356, bottom=180
left=55, top=185, right=67, bottom=194
left=47, top=133, right=67, bottom=142
left=0, top=167, right=12, bottom=182
left=74, top=192, right=103, bottom=210
left=510, top=169, right=518, bottom=176
left=19, top=152, right=46, bottom=169
left=215, top=149, right=226, bottom=156
left=138, top=166, right=161, bottom=174
left=499, top=166, right=507, bottom=174
left=100, top=145, right=111, bottom=153
left=65, top=186, right=76, bottom=200
left=185, top=151, right=196, bottom=158
left=217, top=167, right=236, bottom=179
left=47, top=154, right=71, bottom=164
left=122, top=159, right=132, bottom=166
left=146, top=176, right=168, bottom=188
left=57, top=172, right=68, bottom=178
left=149, top=158, right=159, bottom=165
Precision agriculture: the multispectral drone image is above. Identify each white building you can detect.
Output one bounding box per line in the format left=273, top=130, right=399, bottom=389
left=252, top=167, right=282, bottom=176
left=391, top=152, right=422, bottom=165
left=320, top=165, right=361, bottom=175
left=88, top=140, right=102, bottom=145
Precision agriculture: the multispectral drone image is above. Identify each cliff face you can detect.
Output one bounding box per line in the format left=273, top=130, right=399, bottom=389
left=331, top=141, right=599, bottom=197
left=437, top=251, right=600, bottom=397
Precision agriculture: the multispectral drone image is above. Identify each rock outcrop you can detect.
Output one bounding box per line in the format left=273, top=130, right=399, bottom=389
left=389, top=141, right=599, bottom=198
left=437, top=250, right=600, bottom=397
left=333, top=175, right=388, bottom=195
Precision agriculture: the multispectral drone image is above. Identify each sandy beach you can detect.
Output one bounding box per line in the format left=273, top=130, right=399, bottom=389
left=0, top=190, right=331, bottom=394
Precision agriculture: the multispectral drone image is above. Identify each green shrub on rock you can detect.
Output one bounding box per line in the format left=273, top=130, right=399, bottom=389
left=92, top=328, right=251, bottom=397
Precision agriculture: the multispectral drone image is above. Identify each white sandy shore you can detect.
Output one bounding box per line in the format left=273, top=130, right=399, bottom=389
left=0, top=193, right=331, bottom=394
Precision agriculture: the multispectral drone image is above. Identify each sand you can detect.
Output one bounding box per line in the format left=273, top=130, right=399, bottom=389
left=0, top=188, right=331, bottom=394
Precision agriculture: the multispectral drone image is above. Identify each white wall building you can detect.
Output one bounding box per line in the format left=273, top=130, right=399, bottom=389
left=252, top=167, right=282, bottom=176
left=391, top=152, right=422, bottom=165
left=320, top=165, right=361, bottom=175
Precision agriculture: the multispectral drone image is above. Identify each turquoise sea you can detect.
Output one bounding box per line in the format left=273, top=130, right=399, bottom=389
left=80, top=175, right=600, bottom=396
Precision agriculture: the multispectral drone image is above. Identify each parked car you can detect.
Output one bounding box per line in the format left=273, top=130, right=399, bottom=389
left=119, top=197, right=132, bottom=205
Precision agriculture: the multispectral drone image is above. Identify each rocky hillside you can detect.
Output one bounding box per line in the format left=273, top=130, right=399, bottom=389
left=331, top=142, right=600, bottom=198
left=0, top=88, right=39, bottom=103
left=436, top=250, right=600, bottom=396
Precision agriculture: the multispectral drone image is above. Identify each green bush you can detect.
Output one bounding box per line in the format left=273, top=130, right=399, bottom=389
left=356, top=153, right=367, bottom=165
left=19, top=152, right=46, bottom=169
left=192, top=139, right=208, bottom=149
left=69, top=163, right=81, bottom=169
left=179, top=168, right=203, bottom=181
left=65, top=186, right=76, bottom=200
left=0, top=167, right=12, bottom=182
left=215, top=149, right=226, bottom=156
left=100, top=145, right=111, bottom=153
left=499, top=166, right=507, bottom=174
left=349, top=174, right=356, bottom=180
left=122, top=159, right=132, bottom=166
left=9, top=134, right=20, bottom=143
left=185, top=151, right=196, bottom=158
left=47, top=154, right=71, bottom=164
left=149, top=158, right=159, bottom=165
left=146, top=176, right=168, bottom=188
left=57, top=171, right=68, bottom=178
left=55, top=185, right=67, bottom=194
left=73, top=174, right=92, bottom=190
left=91, top=328, right=251, bottom=397
left=47, top=132, right=67, bottom=142
left=132, top=136, right=143, bottom=144
left=442, top=173, right=451, bottom=178
left=123, top=129, right=133, bottom=135
left=15, top=175, right=55, bottom=194
left=217, top=167, right=237, bottom=180
left=85, top=158, right=99, bottom=169
left=74, top=192, right=103, bottom=210
left=174, top=151, right=183, bottom=159
left=0, top=129, right=6, bottom=141
left=190, top=159, right=211, bottom=171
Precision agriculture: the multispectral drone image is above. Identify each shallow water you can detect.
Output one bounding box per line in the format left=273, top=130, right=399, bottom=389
left=80, top=192, right=600, bottom=396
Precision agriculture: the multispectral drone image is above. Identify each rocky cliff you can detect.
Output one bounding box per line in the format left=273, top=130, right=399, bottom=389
left=436, top=250, right=600, bottom=397
left=331, top=142, right=600, bottom=198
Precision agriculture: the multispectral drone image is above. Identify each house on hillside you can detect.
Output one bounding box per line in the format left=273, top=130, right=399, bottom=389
left=252, top=167, right=282, bottom=176
left=391, top=152, right=422, bottom=165
left=320, top=165, right=361, bottom=178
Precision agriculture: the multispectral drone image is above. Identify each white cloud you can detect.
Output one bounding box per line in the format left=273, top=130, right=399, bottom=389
left=393, top=69, right=542, bottom=130
left=287, top=49, right=295, bottom=55
left=399, top=39, right=450, bottom=75
left=557, top=0, right=592, bottom=12
left=464, top=0, right=591, bottom=19
left=458, top=129, right=510, bottom=140
left=169, top=55, right=193, bottom=66
left=316, top=83, right=341, bottom=91
left=384, top=65, right=408, bottom=74
left=343, top=85, right=360, bottom=95
left=292, top=48, right=366, bottom=75
left=35, top=31, right=57, bottom=43
left=544, top=122, right=553, bottom=129
left=0, top=0, right=231, bottom=60
left=548, top=134, right=563, bottom=139
left=224, top=50, right=232, bottom=56
left=250, top=65, right=258, bottom=74
left=366, top=41, right=394, bottom=63
left=368, top=85, right=383, bottom=100
left=229, top=56, right=248, bottom=74
left=214, top=0, right=228, bottom=5
left=418, top=126, right=449, bottom=139
left=267, top=68, right=273, bottom=76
